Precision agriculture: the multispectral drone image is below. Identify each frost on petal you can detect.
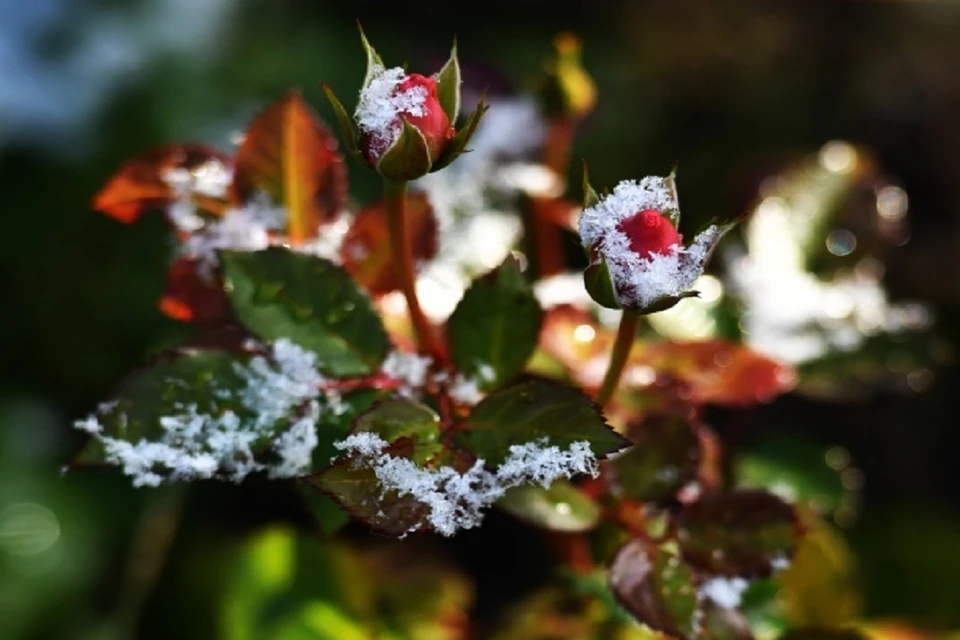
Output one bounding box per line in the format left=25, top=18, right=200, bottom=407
left=73, top=339, right=336, bottom=487
left=579, top=178, right=728, bottom=309
left=355, top=66, right=428, bottom=160
left=332, top=435, right=600, bottom=537
left=700, top=577, right=750, bottom=609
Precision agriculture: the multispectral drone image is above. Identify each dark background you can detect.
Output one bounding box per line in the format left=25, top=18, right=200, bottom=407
left=2, top=0, right=960, bottom=637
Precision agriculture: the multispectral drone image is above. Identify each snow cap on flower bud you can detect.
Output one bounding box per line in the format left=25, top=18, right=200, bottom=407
left=322, top=26, right=487, bottom=182
left=578, top=167, right=736, bottom=314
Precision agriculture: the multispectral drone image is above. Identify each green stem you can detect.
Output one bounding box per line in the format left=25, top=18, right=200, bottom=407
left=384, top=179, right=440, bottom=357
left=596, top=310, right=640, bottom=407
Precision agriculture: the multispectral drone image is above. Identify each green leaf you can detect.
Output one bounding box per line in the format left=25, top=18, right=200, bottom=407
left=497, top=479, right=600, bottom=532
left=662, top=167, right=682, bottom=227
left=675, top=490, right=801, bottom=578
left=457, top=378, right=629, bottom=467
left=320, top=82, right=361, bottom=162
left=376, top=119, right=433, bottom=181
left=608, top=540, right=701, bottom=639
left=74, top=350, right=256, bottom=467
left=607, top=415, right=702, bottom=503
left=357, top=23, right=385, bottom=89
left=434, top=40, right=461, bottom=124
left=222, top=248, right=389, bottom=377
left=353, top=398, right=443, bottom=464
left=447, top=258, right=543, bottom=390
left=431, top=97, right=488, bottom=171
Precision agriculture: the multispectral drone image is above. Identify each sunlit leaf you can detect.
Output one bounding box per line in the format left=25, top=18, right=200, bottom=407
left=634, top=340, right=796, bottom=406
left=447, top=258, right=544, bottom=390
left=457, top=378, right=629, bottom=466
left=497, top=479, right=600, bottom=532
left=352, top=398, right=444, bottom=464
left=222, top=248, right=389, bottom=377
left=93, top=144, right=230, bottom=223
left=232, top=91, right=347, bottom=242
left=675, top=490, right=801, bottom=578
left=608, top=539, right=701, bottom=639
left=606, top=414, right=702, bottom=503
left=340, top=193, right=438, bottom=295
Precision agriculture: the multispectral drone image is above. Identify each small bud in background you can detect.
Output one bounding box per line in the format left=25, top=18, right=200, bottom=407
left=536, top=33, right=597, bottom=122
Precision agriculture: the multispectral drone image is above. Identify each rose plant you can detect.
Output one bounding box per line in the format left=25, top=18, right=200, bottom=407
left=68, top=27, right=848, bottom=640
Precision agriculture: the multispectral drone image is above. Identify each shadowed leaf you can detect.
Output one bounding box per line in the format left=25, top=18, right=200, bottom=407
left=606, top=414, right=702, bottom=503
left=159, top=257, right=231, bottom=324
left=608, top=540, right=701, bottom=639
left=222, top=248, right=389, bottom=377
left=676, top=490, right=801, bottom=578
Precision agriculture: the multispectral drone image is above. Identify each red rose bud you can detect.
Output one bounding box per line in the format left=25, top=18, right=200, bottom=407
left=616, top=209, right=683, bottom=259
left=579, top=173, right=735, bottom=314
left=395, top=74, right=454, bottom=162
left=322, top=30, right=487, bottom=182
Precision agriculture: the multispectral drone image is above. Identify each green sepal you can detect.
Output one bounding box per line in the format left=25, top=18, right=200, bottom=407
left=358, top=23, right=385, bottom=89
left=663, top=166, right=682, bottom=227
left=431, top=96, right=488, bottom=172
left=583, top=257, right=621, bottom=310
left=582, top=162, right=601, bottom=209
left=320, top=82, right=361, bottom=163
left=376, top=119, right=433, bottom=181
left=434, top=40, right=461, bottom=124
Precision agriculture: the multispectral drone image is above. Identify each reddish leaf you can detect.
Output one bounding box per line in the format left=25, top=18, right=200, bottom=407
left=538, top=306, right=614, bottom=386
left=634, top=340, right=796, bottom=406
left=675, top=490, right=802, bottom=578
left=307, top=439, right=432, bottom=538
left=532, top=197, right=580, bottom=232
left=232, top=91, right=347, bottom=242
left=159, top=258, right=231, bottom=324
left=606, top=414, right=702, bottom=504
left=340, top=192, right=438, bottom=295
left=93, top=145, right=230, bottom=223
left=608, top=539, right=701, bottom=639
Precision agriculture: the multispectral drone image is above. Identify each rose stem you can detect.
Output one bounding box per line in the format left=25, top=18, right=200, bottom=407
left=596, top=310, right=640, bottom=407
left=384, top=178, right=441, bottom=357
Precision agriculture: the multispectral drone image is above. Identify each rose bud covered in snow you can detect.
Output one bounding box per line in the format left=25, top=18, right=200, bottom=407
left=322, top=28, right=487, bottom=182
left=578, top=171, right=736, bottom=314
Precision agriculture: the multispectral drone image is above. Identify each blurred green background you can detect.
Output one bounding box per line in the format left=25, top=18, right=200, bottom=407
left=3, top=0, right=960, bottom=638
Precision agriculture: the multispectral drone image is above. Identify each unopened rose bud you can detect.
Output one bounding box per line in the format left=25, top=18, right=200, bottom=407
left=322, top=28, right=487, bottom=182
left=579, top=171, right=735, bottom=314
left=357, top=70, right=454, bottom=170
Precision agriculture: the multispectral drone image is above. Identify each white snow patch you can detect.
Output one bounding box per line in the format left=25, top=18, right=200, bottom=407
left=355, top=65, right=428, bottom=160
left=333, top=434, right=599, bottom=536
left=382, top=351, right=434, bottom=396
left=578, top=178, right=726, bottom=309
left=74, top=339, right=334, bottom=487
left=447, top=374, right=484, bottom=406
left=700, top=576, right=750, bottom=609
